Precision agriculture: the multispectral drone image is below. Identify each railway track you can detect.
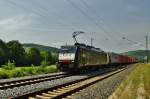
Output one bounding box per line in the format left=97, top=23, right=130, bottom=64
left=28, top=68, right=127, bottom=99
left=0, top=72, right=69, bottom=90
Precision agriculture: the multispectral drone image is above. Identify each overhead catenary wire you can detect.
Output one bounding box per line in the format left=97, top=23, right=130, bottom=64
left=79, top=0, right=145, bottom=48
left=66, top=0, right=122, bottom=44
left=30, top=0, right=95, bottom=44
left=28, top=0, right=116, bottom=48
left=79, top=0, right=120, bottom=39
left=6, top=0, right=91, bottom=45
left=64, top=0, right=113, bottom=48
left=4, top=0, right=110, bottom=44
left=29, top=0, right=78, bottom=29
left=4, top=0, right=77, bottom=30
left=29, top=0, right=88, bottom=29
left=4, top=0, right=51, bottom=26
left=3, top=0, right=143, bottom=51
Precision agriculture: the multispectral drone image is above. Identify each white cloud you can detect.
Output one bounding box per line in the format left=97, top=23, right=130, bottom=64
left=0, top=14, right=34, bottom=31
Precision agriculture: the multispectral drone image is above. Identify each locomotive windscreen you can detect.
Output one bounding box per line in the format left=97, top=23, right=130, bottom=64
left=60, top=46, right=77, bottom=53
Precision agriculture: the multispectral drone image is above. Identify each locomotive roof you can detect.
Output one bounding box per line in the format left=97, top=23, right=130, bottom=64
left=60, top=43, right=104, bottom=52
left=74, top=43, right=103, bottom=52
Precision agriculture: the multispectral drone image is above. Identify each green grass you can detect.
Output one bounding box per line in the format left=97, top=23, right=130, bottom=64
left=109, top=63, right=150, bottom=99
left=0, top=65, right=59, bottom=79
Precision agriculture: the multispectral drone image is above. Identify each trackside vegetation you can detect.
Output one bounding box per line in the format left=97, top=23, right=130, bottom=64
left=109, top=63, right=150, bottom=99
left=0, top=65, right=59, bottom=79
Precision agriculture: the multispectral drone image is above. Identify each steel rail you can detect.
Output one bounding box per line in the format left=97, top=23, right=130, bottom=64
left=0, top=72, right=68, bottom=90
left=29, top=68, right=126, bottom=99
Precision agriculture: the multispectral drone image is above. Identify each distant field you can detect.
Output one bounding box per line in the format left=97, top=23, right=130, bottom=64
left=109, top=63, right=150, bottom=99
left=0, top=65, right=59, bottom=79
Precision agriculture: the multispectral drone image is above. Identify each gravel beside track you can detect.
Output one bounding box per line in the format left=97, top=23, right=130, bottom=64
left=66, top=65, right=136, bottom=99
left=0, top=74, right=89, bottom=98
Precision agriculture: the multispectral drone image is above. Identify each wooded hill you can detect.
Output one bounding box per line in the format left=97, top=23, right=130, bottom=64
left=23, top=43, right=59, bottom=53
left=122, top=50, right=150, bottom=62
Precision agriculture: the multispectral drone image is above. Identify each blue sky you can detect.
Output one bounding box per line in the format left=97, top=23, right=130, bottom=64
left=0, top=0, right=150, bottom=52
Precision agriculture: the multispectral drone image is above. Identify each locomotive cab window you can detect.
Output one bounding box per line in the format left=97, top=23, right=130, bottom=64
left=60, top=46, right=77, bottom=53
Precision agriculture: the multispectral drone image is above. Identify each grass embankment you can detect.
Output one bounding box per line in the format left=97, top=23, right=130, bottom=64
left=109, top=63, right=150, bottom=99
left=0, top=65, right=59, bottom=79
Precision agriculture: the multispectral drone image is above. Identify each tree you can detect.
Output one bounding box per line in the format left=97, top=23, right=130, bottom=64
left=7, top=40, right=25, bottom=66
left=0, top=39, right=8, bottom=65
left=41, top=51, right=52, bottom=65
left=51, top=53, right=58, bottom=64
left=27, top=47, right=42, bottom=65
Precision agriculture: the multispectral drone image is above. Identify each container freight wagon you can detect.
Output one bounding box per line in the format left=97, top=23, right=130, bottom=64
left=108, top=53, right=120, bottom=65
left=108, top=53, right=137, bottom=65
left=117, top=55, right=137, bottom=64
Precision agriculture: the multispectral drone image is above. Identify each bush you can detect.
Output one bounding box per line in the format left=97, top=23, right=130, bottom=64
left=41, top=60, right=48, bottom=67
left=1, top=60, right=15, bottom=70
left=12, top=69, right=25, bottom=77
left=25, top=67, right=37, bottom=75
left=46, top=65, right=59, bottom=73
left=0, top=70, right=9, bottom=78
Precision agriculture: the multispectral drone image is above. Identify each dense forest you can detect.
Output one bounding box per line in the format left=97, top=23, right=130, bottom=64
left=0, top=39, right=58, bottom=67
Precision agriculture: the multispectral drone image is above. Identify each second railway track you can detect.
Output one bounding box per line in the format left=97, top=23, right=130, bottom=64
left=0, top=72, right=69, bottom=90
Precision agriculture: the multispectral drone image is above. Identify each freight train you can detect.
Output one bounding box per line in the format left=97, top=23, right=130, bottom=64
left=58, top=43, right=137, bottom=71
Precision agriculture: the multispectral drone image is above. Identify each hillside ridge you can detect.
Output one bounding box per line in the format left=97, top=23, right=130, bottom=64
left=23, top=43, right=59, bottom=53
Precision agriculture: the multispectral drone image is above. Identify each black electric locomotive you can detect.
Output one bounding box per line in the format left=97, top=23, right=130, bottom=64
left=58, top=43, right=109, bottom=71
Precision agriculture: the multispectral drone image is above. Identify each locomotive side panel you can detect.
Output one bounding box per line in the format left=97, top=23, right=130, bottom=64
left=98, top=52, right=108, bottom=65
left=78, top=47, right=108, bottom=68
